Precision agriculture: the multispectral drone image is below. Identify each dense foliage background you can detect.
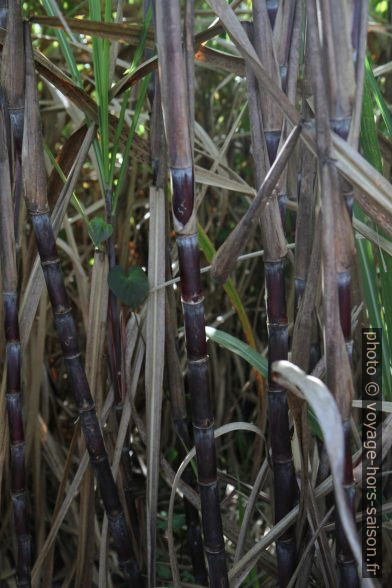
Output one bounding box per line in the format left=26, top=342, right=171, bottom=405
left=0, top=1, right=392, bottom=586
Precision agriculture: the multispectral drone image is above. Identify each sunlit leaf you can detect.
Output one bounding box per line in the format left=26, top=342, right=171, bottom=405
left=88, top=216, right=112, bottom=246
left=206, top=326, right=268, bottom=376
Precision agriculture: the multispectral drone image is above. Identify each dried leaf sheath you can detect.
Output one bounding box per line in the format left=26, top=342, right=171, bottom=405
left=21, top=25, right=143, bottom=585
left=1, top=0, right=24, bottom=249
left=318, top=2, right=363, bottom=584
left=1, top=0, right=24, bottom=152
left=156, top=2, right=228, bottom=585
left=0, top=101, right=31, bottom=588
left=305, top=2, right=359, bottom=586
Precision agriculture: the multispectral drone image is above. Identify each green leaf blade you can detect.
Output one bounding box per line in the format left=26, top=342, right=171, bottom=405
left=88, top=216, right=113, bottom=246
left=108, top=265, right=149, bottom=310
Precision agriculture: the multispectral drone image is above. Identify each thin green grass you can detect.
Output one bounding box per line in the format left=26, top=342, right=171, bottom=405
left=356, top=61, right=392, bottom=400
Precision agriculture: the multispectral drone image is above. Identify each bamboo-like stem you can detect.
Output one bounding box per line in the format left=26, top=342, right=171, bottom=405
left=294, top=51, right=317, bottom=316
left=0, top=100, right=31, bottom=588
left=155, top=63, right=207, bottom=582
left=318, top=2, right=367, bottom=584
left=149, top=2, right=207, bottom=569
left=21, top=25, right=143, bottom=585
left=165, top=282, right=208, bottom=586
left=274, top=1, right=300, bottom=227
left=305, top=3, right=358, bottom=586
left=156, top=3, right=228, bottom=585
left=264, top=261, right=297, bottom=587
left=1, top=0, right=24, bottom=249
left=252, top=0, right=282, bottom=162
left=267, top=0, right=279, bottom=30
left=274, top=0, right=297, bottom=95
left=244, top=12, right=297, bottom=584
left=1, top=0, right=24, bottom=153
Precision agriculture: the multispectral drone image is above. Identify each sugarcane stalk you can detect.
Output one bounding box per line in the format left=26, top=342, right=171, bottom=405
left=294, top=45, right=317, bottom=317
left=1, top=0, right=24, bottom=153
left=155, top=3, right=228, bottom=585
left=252, top=0, right=282, bottom=165
left=316, top=2, right=368, bottom=584
left=1, top=0, right=24, bottom=249
left=151, top=47, right=207, bottom=581
left=0, top=98, right=31, bottom=588
left=246, top=7, right=297, bottom=582
left=341, top=9, right=369, bottom=577
left=165, top=280, right=208, bottom=585
left=21, top=24, right=143, bottom=585
left=264, top=261, right=297, bottom=587
left=273, top=0, right=297, bottom=95
left=275, top=0, right=302, bottom=229
left=267, top=0, right=279, bottom=30
left=305, top=3, right=359, bottom=586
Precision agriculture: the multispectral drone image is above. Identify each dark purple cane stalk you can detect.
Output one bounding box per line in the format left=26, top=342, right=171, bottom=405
left=267, top=0, right=279, bottom=29
left=0, top=100, right=31, bottom=588
left=264, top=261, right=297, bottom=587
left=246, top=8, right=297, bottom=583
left=155, top=3, right=228, bottom=586
left=165, top=283, right=208, bottom=586
left=21, top=25, right=143, bottom=586
left=274, top=0, right=297, bottom=95
left=252, top=0, right=282, bottom=164
left=151, top=53, right=207, bottom=581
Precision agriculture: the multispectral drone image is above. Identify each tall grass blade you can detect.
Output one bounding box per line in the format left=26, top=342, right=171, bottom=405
left=205, top=327, right=267, bottom=377
left=357, top=67, right=392, bottom=400
left=19, top=124, right=96, bottom=346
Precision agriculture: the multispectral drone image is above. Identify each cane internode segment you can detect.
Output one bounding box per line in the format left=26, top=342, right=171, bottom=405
left=0, top=91, right=31, bottom=586
left=21, top=24, right=143, bottom=585
left=241, top=12, right=298, bottom=582
left=1, top=0, right=25, bottom=153
left=156, top=1, right=228, bottom=585
left=171, top=167, right=195, bottom=232
left=28, top=204, right=142, bottom=583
